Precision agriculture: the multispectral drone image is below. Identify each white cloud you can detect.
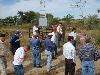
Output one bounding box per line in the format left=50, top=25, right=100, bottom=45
left=0, top=0, right=100, bottom=19
left=0, top=0, right=40, bottom=18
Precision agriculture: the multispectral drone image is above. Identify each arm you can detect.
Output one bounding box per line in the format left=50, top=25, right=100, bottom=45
left=79, top=47, right=84, bottom=62
left=73, top=48, right=76, bottom=63
left=10, top=36, right=19, bottom=45
left=93, top=45, right=100, bottom=61
left=63, top=45, right=68, bottom=58
left=19, top=51, right=25, bottom=63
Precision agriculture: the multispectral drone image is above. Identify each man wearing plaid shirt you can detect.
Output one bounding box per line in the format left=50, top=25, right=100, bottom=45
left=79, top=36, right=100, bottom=75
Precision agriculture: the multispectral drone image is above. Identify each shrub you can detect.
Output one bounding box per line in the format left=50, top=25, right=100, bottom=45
left=95, top=36, right=100, bottom=44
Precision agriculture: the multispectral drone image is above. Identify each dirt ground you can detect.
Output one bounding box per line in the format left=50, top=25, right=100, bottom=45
left=6, top=48, right=100, bottom=75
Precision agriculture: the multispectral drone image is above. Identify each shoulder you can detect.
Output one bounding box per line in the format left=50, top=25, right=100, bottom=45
left=63, top=42, right=70, bottom=47
left=69, top=42, right=75, bottom=49
left=85, top=43, right=94, bottom=48
left=0, top=44, right=4, bottom=52
left=17, top=47, right=24, bottom=52
left=57, top=26, right=60, bottom=28
left=63, top=43, right=67, bottom=46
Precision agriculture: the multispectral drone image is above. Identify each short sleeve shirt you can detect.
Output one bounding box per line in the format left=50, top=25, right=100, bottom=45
left=13, top=47, right=25, bottom=65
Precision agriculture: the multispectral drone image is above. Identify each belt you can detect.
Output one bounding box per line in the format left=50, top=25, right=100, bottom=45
left=46, top=48, right=51, bottom=51
left=83, top=58, right=92, bottom=61
left=13, top=64, right=22, bottom=66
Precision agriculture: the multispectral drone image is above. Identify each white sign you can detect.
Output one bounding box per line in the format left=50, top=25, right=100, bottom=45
left=39, top=15, right=47, bottom=26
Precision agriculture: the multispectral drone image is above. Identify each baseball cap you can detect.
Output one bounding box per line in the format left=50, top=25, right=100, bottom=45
left=48, top=33, right=53, bottom=36
left=0, top=32, right=5, bottom=37
left=15, top=30, right=21, bottom=35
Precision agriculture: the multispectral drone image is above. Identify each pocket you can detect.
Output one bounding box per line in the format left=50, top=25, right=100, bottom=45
left=2, top=57, right=7, bottom=68
left=69, top=59, right=76, bottom=66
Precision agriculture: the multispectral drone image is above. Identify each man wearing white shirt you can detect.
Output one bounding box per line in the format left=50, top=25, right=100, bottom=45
left=13, top=45, right=30, bottom=75
left=50, top=32, right=57, bottom=58
left=51, top=32, right=56, bottom=43
left=63, top=36, right=76, bottom=75
left=57, top=23, right=63, bottom=48
left=69, top=28, right=77, bottom=48
left=33, top=25, right=38, bottom=35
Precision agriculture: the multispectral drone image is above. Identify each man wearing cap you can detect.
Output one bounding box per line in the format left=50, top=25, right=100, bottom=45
left=30, top=35, right=41, bottom=68
left=69, top=28, right=77, bottom=48
left=44, top=33, right=55, bottom=72
left=50, top=31, right=57, bottom=59
left=0, top=32, right=7, bottom=75
left=10, top=30, right=21, bottom=55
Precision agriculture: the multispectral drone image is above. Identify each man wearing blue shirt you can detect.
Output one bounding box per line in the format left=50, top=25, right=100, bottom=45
left=44, top=33, right=55, bottom=72
left=10, top=30, right=21, bottom=55
left=30, top=35, right=41, bottom=68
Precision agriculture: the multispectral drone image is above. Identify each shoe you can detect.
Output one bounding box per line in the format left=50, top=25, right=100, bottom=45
left=36, top=66, right=42, bottom=68
left=52, top=57, right=57, bottom=59
left=47, top=69, right=50, bottom=72
left=34, top=64, right=36, bottom=67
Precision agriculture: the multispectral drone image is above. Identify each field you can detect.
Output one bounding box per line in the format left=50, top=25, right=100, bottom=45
left=0, top=24, right=100, bottom=75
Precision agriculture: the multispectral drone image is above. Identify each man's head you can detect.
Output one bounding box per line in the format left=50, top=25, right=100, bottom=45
left=24, top=45, right=30, bottom=52
left=68, top=36, right=74, bottom=42
left=48, top=33, right=53, bottom=39
left=85, top=36, right=91, bottom=43
left=72, top=28, right=76, bottom=32
left=15, top=30, right=21, bottom=36
left=59, top=23, right=62, bottom=26
left=32, top=34, right=38, bottom=39
left=0, top=32, right=6, bottom=42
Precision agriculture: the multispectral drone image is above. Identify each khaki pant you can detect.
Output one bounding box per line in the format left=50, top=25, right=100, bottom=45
left=0, top=58, right=7, bottom=75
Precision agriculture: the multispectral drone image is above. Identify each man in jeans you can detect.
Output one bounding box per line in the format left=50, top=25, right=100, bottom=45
left=30, top=35, right=41, bottom=68
left=63, top=36, right=76, bottom=75
left=0, top=32, right=7, bottom=75
left=10, top=30, right=21, bottom=55
left=13, top=45, right=30, bottom=75
left=44, top=33, right=54, bottom=72
left=79, top=36, right=100, bottom=75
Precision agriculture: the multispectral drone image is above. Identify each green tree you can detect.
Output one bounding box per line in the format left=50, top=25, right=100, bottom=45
left=46, top=13, right=54, bottom=26
left=62, top=14, right=74, bottom=28
left=52, top=17, right=60, bottom=25
left=85, top=14, right=99, bottom=30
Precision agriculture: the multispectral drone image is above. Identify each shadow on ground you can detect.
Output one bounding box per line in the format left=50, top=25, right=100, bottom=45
left=24, top=63, right=33, bottom=73
left=95, top=72, right=100, bottom=75
left=7, top=72, right=16, bottom=75
left=75, top=68, right=82, bottom=75
left=56, top=48, right=63, bottom=57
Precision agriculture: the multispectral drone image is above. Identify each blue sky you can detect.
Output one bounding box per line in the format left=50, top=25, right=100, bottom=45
left=0, top=0, right=100, bottom=19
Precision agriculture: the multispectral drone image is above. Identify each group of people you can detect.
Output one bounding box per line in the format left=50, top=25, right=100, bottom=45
left=0, top=30, right=30, bottom=75
left=0, top=23, right=100, bottom=75
left=31, top=25, right=57, bottom=72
